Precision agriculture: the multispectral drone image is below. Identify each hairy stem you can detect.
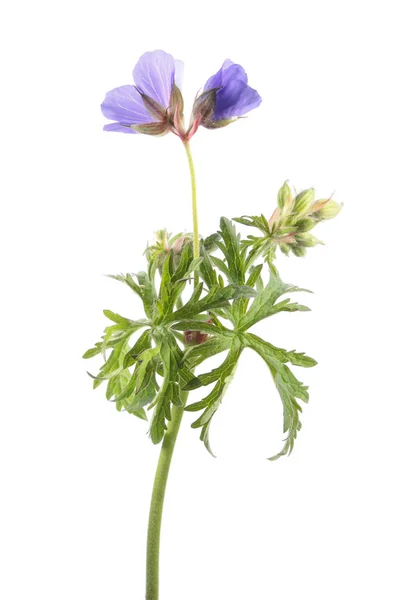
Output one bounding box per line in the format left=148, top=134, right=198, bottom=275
left=146, top=391, right=189, bottom=600
left=183, top=141, right=199, bottom=261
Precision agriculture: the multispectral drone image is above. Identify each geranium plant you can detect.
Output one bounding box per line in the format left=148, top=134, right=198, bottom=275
left=84, top=50, right=341, bottom=600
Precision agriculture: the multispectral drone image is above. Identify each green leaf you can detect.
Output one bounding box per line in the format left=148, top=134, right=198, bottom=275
left=172, top=243, right=193, bottom=282
left=242, top=332, right=317, bottom=371
left=237, top=268, right=311, bottom=331
left=286, top=351, right=317, bottom=368
left=182, top=337, right=231, bottom=369
left=199, top=247, right=218, bottom=288
left=127, top=407, right=147, bottom=420
left=164, top=284, right=256, bottom=324
left=210, top=256, right=230, bottom=278
left=148, top=330, right=192, bottom=444
left=123, top=329, right=152, bottom=368
left=268, top=299, right=311, bottom=316
left=125, top=376, right=157, bottom=411
left=233, top=214, right=270, bottom=235
left=184, top=343, right=242, bottom=390
left=199, top=421, right=216, bottom=457
left=107, top=273, right=143, bottom=298
left=216, top=217, right=245, bottom=284
left=103, top=309, right=135, bottom=327
left=136, top=271, right=157, bottom=319
left=243, top=332, right=313, bottom=460
left=203, top=233, right=220, bottom=252
left=185, top=338, right=243, bottom=455
left=82, top=345, right=101, bottom=359
left=135, top=346, right=161, bottom=392
left=112, top=372, right=137, bottom=404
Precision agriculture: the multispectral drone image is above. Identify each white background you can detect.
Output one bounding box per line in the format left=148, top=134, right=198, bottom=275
left=1, top=1, right=397, bottom=598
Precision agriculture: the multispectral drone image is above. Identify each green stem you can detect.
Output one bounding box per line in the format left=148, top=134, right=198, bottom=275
left=183, top=141, right=199, bottom=260
left=146, top=391, right=189, bottom=600
left=146, top=141, right=199, bottom=600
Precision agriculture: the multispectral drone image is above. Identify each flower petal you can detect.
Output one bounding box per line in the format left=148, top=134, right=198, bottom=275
left=204, top=59, right=248, bottom=91
left=174, top=59, right=184, bottom=90
left=101, top=85, right=153, bottom=125
left=133, top=50, right=177, bottom=109
left=214, top=80, right=262, bottom=120
left=103, top=123, right=137, bottom=134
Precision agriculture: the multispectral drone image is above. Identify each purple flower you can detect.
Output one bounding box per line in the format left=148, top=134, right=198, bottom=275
left=101, top=50, right=184, bottom=135
left=193, top=59, right=262, bottom=129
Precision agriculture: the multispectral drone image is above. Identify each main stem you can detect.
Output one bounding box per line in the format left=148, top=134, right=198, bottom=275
left=145, top=142, right=199, bottom=600
left=146, top=393, right=189, bottom=600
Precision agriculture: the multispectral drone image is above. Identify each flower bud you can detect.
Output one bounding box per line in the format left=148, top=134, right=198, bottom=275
left=277, top=181, right=293, bottom=210
left=294, top=188, right=315, bottom=215
left=312, top=199, right=342, bottom=221
left=295, top=233, right=323, bottom=248
left=296, top=217, right=316, bottom=232
left=146, top=230, right=194, bottom=273
left=291, top=245, right=307, bottom=257
left=192, top=89, right=218, bottom=127
left=184, top=319, right=212, bottom=346
left=268, top=207, right=282, bottom=232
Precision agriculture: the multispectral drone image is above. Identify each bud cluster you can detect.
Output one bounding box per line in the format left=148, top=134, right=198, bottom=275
left=267, top=182, right=342, bottom=257
left=145, top=230, right=194, bottom=272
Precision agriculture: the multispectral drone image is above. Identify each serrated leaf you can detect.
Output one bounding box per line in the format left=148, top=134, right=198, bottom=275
left=107, top=273, right=143, bottom=298
left=135, top=346, right=161, bottom=392
left=185, top=338, right=242, bottom=455
left=164, top=284, right=256, bottom=325
left=181, top=337, right=231, bottom=370
left=268, top=299, right=311, bottom=316
left=242, top=332, right=317, bottom=371
left=216, top=217, right=245, bottom=284
left=126, top=407, right=147, bottom=420
left=210, top=255, right=230, bottom=278
left=199, top=247, right=218, bottom=288
left=243, top=332, right=313, bottom=460
left=136, top=271, right=157, bottom=319
left=233, top=214, right=270, bottom=235
left=286, top=350, right=317, bottom=368
left=123, top=329, right=152, bottom=368
left=183, top=343, right=242, bottom=390
left=238, top=268, right=311, bottom=331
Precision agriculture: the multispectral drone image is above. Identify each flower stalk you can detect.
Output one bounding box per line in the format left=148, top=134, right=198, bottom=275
left=183, top=141, right=199, bottom=261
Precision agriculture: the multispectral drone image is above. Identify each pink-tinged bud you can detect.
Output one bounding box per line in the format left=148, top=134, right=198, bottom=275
left=314, top=199, right=342, bottom=221
left=184, top=330, right=208, bottom=346
left=268, top=207, right=282, bottom=231
left=276, top=233, right=296, bottom=244
left=311, top=199, right=330, bottom=213
left=171, top=235, right=185, bottom=254
left=184, top=319, right=212, bottom=346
